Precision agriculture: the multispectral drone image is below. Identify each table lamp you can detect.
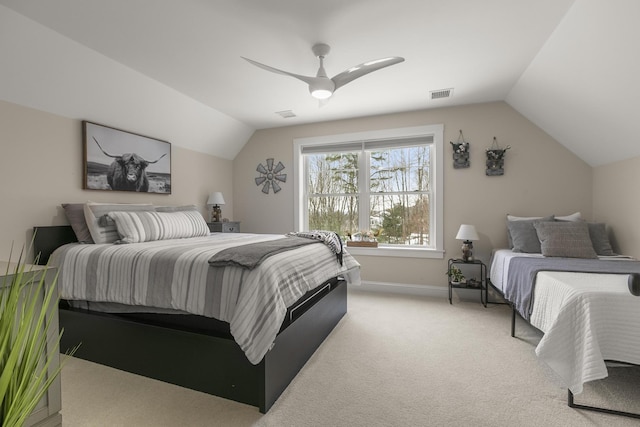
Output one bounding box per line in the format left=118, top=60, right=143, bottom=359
left=456, top=224, right=479, bottom=262
left=207, top=192, right=225, bottom=223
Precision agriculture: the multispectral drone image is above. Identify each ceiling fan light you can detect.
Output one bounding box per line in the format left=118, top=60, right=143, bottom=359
left=311, top=89, right=332, bottom=99
left=309, top=78, right=335, bottom=99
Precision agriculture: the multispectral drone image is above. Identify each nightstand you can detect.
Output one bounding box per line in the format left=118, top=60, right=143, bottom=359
left=208, top=221, right=240, bottom=233
left=447, top=258, right=487, bottom=307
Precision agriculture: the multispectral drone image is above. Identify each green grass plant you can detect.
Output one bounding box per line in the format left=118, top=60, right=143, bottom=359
left=0, top=245, right=74, bottom=427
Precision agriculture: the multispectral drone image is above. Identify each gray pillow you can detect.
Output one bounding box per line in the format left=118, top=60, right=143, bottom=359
left=507, top=216, right=554, bottom=253
left=587, top=222, right=616, bottom=256
left=534, top=221, right=597, bottom=259
left=62, top=203, right=93, bottom=244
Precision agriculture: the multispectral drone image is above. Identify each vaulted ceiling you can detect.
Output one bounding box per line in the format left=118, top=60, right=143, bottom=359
left=1, top=0, right=638, bottom=166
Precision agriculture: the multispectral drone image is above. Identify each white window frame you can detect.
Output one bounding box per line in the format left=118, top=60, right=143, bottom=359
left=293, top=124, right=444, bottom=259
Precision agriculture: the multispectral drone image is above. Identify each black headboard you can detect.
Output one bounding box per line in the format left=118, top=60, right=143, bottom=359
left=33, top=225, right=77, bottom=265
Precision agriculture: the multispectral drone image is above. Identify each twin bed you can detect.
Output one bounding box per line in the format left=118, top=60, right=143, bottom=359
left=489, top=215, right=640, bottom=418
left=33, top=203, right=360, bottom=413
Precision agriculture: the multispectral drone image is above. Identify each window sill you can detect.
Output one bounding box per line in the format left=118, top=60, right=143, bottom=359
left=345, top=245, right=444, bottom=259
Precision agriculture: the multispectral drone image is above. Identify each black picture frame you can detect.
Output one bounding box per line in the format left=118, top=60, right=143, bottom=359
left=83, top=121, right=171, bottom=194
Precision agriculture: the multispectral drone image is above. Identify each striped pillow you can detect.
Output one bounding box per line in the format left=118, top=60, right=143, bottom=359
left=84, top=202, right=155, bottom=244
left=108, top=210, right=210, bottom=243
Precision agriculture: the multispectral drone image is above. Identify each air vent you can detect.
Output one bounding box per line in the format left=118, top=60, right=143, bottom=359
left=275, top=110, right=297, bottom=118
left=430, top=88, right=453, bottom=100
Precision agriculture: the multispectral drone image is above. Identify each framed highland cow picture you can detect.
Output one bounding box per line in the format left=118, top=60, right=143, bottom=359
left=83, top=121, right=172, bottom=194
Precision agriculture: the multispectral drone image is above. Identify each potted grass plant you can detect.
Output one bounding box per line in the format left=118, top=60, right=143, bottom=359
left=0, top=247, right=72, bottom=427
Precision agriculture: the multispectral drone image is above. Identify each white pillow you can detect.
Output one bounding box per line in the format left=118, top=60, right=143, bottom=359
left=84, top=202, right=155, bottom=244
left=555, top=212, right=582, bottom=222
left=507, top=214, right=546, bottom=221
left=155, top=204, right=199, bottom=212
left=507, top=213, right=582, bottom=222
left=108, top=210, right=210, bottom=243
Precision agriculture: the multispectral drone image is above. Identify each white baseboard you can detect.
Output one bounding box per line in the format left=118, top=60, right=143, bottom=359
left=349, top=280, right=447, bottom=298
left=349, top=280, right=498, bottom=303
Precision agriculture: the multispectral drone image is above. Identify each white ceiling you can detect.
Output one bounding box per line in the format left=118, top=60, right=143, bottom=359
left=1, top=0, right=639, bottom=166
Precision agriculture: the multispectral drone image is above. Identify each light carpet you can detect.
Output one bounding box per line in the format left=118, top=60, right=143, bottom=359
left=60, top=288, right=640, bottom=426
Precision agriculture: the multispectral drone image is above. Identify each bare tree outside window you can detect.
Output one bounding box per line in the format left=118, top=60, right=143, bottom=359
left=306, top=143, right=432, bottom=246
left=307, top=152, right=359, bottom=236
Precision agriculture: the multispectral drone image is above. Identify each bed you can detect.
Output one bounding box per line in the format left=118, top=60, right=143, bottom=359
left=489, top=215, right=640, bottom=418
left=34, top=211, right=360, bottom=413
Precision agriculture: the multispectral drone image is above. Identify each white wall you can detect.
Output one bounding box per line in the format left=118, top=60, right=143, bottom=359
left=233, top=101, right=593, bottom=287
left=0, top=100, right=233, bottom=261
left=0, top=4, right=254, bottom=160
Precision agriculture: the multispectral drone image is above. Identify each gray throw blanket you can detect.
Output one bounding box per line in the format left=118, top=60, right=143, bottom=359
left=208, top=237, right=320, bottom=269
left=506, top=257, right=640, bottom=321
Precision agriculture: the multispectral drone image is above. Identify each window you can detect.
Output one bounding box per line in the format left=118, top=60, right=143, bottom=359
left=294, top=125, right=443, bottom=258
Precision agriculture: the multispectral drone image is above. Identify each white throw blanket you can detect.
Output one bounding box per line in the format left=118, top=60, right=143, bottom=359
left=531, top=271, right=640, bottom=394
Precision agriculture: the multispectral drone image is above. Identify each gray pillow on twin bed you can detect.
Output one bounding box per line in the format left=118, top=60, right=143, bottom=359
left=507, top=216, right=554, bottom=253
left=587, top=222, right=616, bottom=256
left=534, top=221, right=598, bottom=259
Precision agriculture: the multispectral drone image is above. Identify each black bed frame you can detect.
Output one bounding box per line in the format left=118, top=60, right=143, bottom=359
left=34, top=225, right=348, bottom=413
left=492, top=281, right=640, bottom=419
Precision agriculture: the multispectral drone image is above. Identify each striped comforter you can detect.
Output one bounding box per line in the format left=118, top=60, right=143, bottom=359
left=50, top=233, right=361, bottom=364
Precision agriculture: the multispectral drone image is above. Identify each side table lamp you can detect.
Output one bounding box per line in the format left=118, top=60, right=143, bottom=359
left=207, top=192, right=226, bottom=223
left=456, top=224, right=479, bottom=262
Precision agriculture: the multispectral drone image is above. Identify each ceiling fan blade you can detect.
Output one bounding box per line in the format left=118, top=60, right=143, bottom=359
left=331, top=56, right=405, bottom=91
left=242, top=56, right=317, bottom=85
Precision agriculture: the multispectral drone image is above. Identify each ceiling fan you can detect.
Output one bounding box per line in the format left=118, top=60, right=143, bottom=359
left=242, top=43, right=404, bottom=100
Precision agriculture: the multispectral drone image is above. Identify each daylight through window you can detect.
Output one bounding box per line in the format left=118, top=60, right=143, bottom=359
left=294, top=125, right=443, bottom=252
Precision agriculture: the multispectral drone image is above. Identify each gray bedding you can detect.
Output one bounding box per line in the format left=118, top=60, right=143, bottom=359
left=208, top=236, right=320, bottom=269
left=51, top=233, right=361, bottom=364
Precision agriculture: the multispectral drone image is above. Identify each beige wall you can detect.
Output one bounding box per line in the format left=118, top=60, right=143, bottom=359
left=593, top=156, right=640, bottom=258
left=233, top=101, right=593, bottom=287
left=0, top=98, right=598, bottom=287
left=0, top=100, right=233, bottom=261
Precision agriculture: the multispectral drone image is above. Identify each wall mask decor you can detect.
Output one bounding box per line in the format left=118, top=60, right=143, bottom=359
left=450, top=130, right=470, bottom=169
left=255, top=158, right=287, bottom=194
left=485, top=137, right=511, bottom=176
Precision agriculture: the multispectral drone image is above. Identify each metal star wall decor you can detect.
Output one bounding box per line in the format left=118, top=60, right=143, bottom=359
left=255, top=158, right=287, bottom=194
